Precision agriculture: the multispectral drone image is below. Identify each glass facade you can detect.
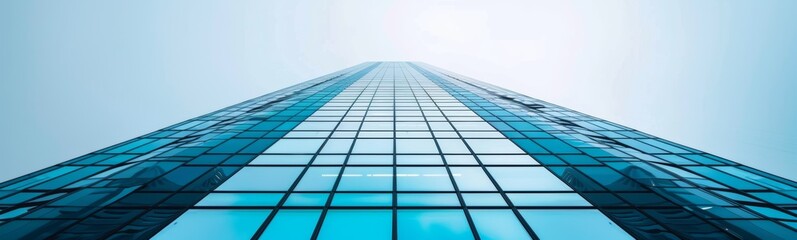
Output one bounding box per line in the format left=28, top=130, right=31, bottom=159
left=0, top=62, right=795, bottom=239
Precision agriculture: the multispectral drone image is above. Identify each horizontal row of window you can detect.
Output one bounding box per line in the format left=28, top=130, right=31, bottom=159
left=154, top=208, right=632, bottom=239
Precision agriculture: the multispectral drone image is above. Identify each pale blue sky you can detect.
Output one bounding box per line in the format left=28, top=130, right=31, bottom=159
left=0, top=0, right=795, bottom=182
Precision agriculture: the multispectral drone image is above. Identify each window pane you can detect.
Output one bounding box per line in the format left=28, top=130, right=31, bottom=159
left=398, top=193, right=460, bottom=206
left=318, top=210, right=392, bottom=240
left=478, top=155, right=538, bottom=165
left=462, top=193, right=507, bottom=207
left=352, top=139, right=394, bottom=154
left=216, top=167, right=303, bottom=191
left=320, top=139, right=354, bottom=154
left=469, top=209, right=532, bottom=240
left=153, top=209, right=271, bottom=239
left=398, top=210, right=473, bottom=240
left=264, top=139, right=325, bottom=154
left=313, top=155, right=346, bottom=165
left=196, top=193, right=283, bottom=207
left=294, top=167, right=340, bottom=191
left=332, top=193, right=392, bottom=207
left=348, top=155, right=393, bottom=165
left=465, top=139, right=524, bottom=154
left=283, top=193, right=329, bottom=207
left=520, top=209, right=633, bottom=240
left=437, top=139, right=471, bottom=154
left=397, top=155, right=443, bottom=165
left=397, top=167, right=453, bottom=191
left=488, top=167, right=572, bottom=191
left=250, top=155, right=313, bottom=165
left=507, top=193, right=591, bottom=206
left=337, top=167, right=393, bottom=191
left=396, top=139, right=439, bottom=154
left=260, top=210, right=322, bottom=240
left=294, top=122, right=338, bottom=130
left=450, top=167, right=496, bottom=191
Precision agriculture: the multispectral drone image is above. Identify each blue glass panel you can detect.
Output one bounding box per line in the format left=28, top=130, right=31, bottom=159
left=520, top=209, right=633, bottom=239
left=507, top=193, right=591, bottom=206
left=445, top=155, right=478, bottom=165
left=283, top=193, right=329, bottom=207
left=397, top=167, right=453, bottom=191
left=398, top=210, right=473, bottom=240
left=152, top=209, right=271, bottom=239
left=313, top=155, right=346, bottom=165
left=469, top=210, right=531, bottom=240
left=352, top=139, right=394, bottom=154
left=320, top=139, right=354, bottom=154
left=396, top=139, right=439, bottom=154
left=465, top=139, right=525, bottom=154
left=331, top=193, right=392, bottom=207
left=196, top=193, right=283, bottom=207
left=487, top=167, right=572, bottom=191
left=450, top=167, right=496, bottom=191
left=437, top=139, right=471, bottom=154
left=337, top=167, right=393, bottom=191
left=294, top=167, right=341, bottom=191
left=478, top=155, right=538, bottom=165
left=397, top=155, right=443, bottom=165
left=216, top=167, right=303, bottom=191
left=250, top=155, right=313, bottom=165
left=263, top=139, right=325, bottom=154
left=260, top=210, right=322, bottom=240
left=462, top=193, right=507, bottom=206
left=317, top=210, right=392, bottom=240
left=397, top=193, right=460, bottom=206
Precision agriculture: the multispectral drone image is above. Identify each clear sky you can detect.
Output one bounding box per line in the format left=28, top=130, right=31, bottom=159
left=1, top=0, right=795, bottom=182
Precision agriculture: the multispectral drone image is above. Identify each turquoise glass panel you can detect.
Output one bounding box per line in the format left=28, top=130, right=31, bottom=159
left=469, top=209, right=532, bottom=240
left=196, top=193, right=283, bottom=207
left=260, top=210, right=322, bottom=240
left=153, top=209, right=271, bottom=239
left=216, top=167, right=303, bottom=191
left=317, top=210, right=392, bottom=240
left=397, top=193, right=460, bottom=206
left=520, top=209, right=633, bottom=239
left=398, top=210, right=473, bottom=240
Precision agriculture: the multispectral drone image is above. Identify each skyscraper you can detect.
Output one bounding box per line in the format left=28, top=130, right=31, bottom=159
left=0, top=62, right=795, bottom=239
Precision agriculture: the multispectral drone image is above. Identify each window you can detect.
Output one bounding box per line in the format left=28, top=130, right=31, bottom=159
left=153, top=209, right=271, bottom=239
left=396, top=139, right=438, bottom=154
left=283, top=193, right=329, bottom=207
left=450, top=167, right=496, bottom=191
left=465, top=139, right=525, bottom=154
left=462, top=193, right=507, bottom=207
left=396, top=155, right=443, bottom=165
left=520, top=210, right=633, bottom=239
left=250, top=155, right=313, bottom=165
left=263, top=139, right=325, bottom=154
left=196, top=193, right=283, bottom=207
left=507, top=193, right=591, bottom=206
left=320, top=139, right=353, bottom=154
left=437, top=139, right=471, bottom=154
left=216, top=167, right=303, bottom=191
left=397, top=193, right=460, bottom=206
left=294, top=167, right=341, bottom=191
left=488, top=167, right=572, bottom=191
left=317, top=210, right=392, bottom=240
left=469, top=210, right=531, bottom=240
left=398, top=210, right=473, bottom=239
left=294, top=122, right=338, bottom=131
left=352, top=139, right=394, bottom=154
left=332, top=193, right=392, bottom=207
left=397, top=167, right=453, bottom=191
left=337, top=167, right=393, bottom=191
left=260, top=210, right=322, bottom=240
